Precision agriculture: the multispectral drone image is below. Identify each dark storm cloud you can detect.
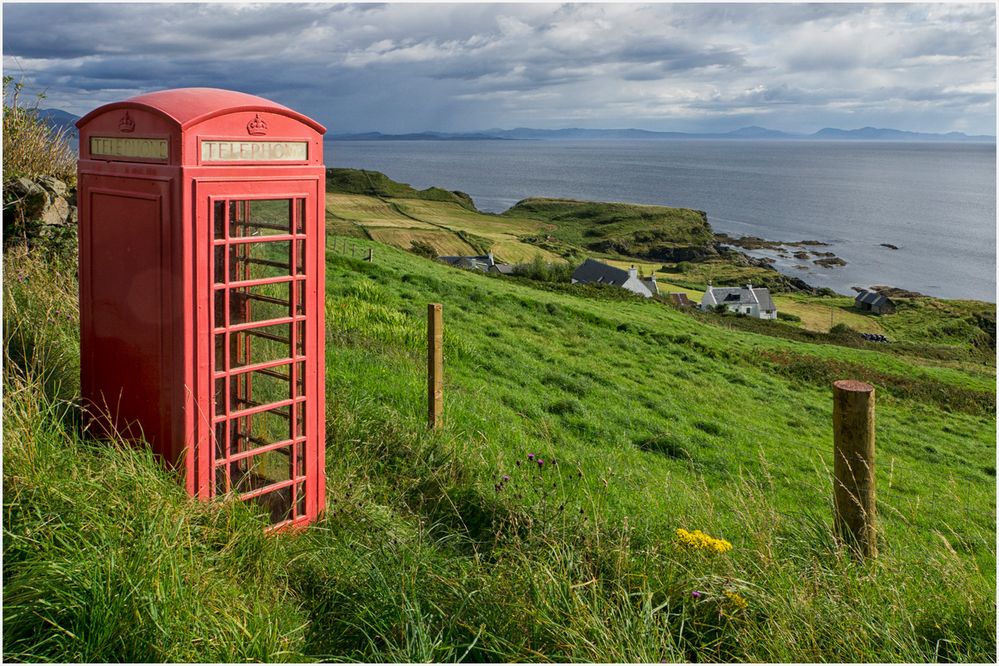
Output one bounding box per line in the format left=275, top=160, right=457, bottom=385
left=2, top=3, right=994, bottom=135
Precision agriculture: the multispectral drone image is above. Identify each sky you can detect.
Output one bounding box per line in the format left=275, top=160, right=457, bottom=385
left=3, top=2, right=996, bottom=135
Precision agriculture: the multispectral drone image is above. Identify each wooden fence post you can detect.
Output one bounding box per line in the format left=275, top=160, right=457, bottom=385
left=832, top=379, right=877, bottom=558
left=367, top=248, right=373, bottom=262
left=428, top=303, right=443, bottom=429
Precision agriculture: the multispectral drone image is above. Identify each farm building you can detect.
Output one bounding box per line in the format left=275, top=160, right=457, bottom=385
left=438, top=252, right=514, bottom=275
left=571, top=258, right=657, bottom=298
left=854, top=289, right=896, bottom=314
left=700, top=283, right=777, bottom=319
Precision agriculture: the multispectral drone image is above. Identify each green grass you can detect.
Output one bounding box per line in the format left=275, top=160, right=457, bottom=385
left=328, top=168, right=477, bottom=211
left=4, top=222, right=995, bottom=662
left=506, top=197, right=714, bottom=256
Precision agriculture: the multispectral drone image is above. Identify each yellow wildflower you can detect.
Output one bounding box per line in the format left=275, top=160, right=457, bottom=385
left=675, top=527, right=733, bottom=554
left=723, top=590, right=748, bottom=610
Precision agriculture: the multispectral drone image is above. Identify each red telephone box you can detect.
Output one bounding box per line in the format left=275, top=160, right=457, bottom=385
left=76, top=88, right=326, bottom=527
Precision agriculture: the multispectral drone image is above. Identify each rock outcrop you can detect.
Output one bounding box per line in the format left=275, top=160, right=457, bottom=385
left=3, top=176, right=77, bottom=251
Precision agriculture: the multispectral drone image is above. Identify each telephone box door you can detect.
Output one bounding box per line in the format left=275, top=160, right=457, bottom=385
left=195, top=179, right=325, bottom=526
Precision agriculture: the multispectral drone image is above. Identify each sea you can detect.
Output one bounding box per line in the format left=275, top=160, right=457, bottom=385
left=326, top=139, right=997, bottom=302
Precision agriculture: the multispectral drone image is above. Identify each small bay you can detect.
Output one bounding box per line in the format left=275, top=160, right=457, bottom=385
left=328, top=139, right=996, bottom=302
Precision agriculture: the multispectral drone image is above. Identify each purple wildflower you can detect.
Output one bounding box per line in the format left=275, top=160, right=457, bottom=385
left=527, top=453, right=535, bottom=460
left=537, top=459, right=544, bottom=468
left=502, top=475, right=510, bottom=482
left=692, top=591, right=703, bottom=600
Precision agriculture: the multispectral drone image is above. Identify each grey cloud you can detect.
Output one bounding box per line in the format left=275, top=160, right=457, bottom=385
left=2, top=3, right=994, bottom=135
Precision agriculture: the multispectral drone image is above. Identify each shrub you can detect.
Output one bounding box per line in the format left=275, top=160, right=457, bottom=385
left=2, top=77, right=76, bottom=181
left=829, top=322, right=853, bottom=336
left=777, top=311, right=801, bottom=323
left=409, top=239, right=438, bottom=260
left=512, top=254, right=576, bottom=283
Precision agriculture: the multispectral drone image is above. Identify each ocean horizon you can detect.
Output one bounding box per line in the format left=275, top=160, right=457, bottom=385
left=327, top=138, right=996, bottom=303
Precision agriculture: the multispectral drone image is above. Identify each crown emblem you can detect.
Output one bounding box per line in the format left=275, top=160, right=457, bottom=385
left=118, top=111, right=135, bottom=133
left=246, top=114, right=268, bottom=136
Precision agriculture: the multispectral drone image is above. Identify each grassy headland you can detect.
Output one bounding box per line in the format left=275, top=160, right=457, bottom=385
left=3, top=165, right=995, bottom=661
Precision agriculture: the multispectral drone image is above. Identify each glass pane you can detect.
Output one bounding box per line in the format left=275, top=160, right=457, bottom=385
left=296, top=481, right=306, bottom=517
left=214, top=201, right=226, bottom=240
left=229, top=322, right=291, bottom=369
left=230, top=199, right=293, bottom=238
left=214, top=421, right=225, bottom=467
left=230, top=241, right=292, bottom=281
left=252, top=486, right=293, bottom=523
left=215, top=466, right=227, bottom=497
left=295, top=443, right=306, bottom=477
left=295, top=240, right=306, bottom=273
left=295, top=321, right=305, bottom=357
left=296, top=280, right=306, bottom=315
left=294, top=199, right=305, bottom=234
left=295, top=406, right=305, bottom=438
left=230, top=405, right=292, bottom=452
left=229, top=282, right=291, bottom=326
left=214, top=334, right=225, bottom=372
left=295, top=361, right=306, bottom=397
left=214, top=246, right=225, bottom=284
left=231, top=365, right=293, bottom=412
left=214, top=289, right=225, bottom=328
left=230, top=446, right=293, bottom=492
left=214, top=377, right=225, bottom=416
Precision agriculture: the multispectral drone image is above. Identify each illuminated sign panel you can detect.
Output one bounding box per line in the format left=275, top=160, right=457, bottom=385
left=201, top=141, right=308, bottom=163
left=90, top=136, right=169, bottom=161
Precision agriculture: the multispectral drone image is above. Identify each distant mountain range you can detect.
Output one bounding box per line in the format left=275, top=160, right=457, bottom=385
left=36, top=108, right=995, bottom=144
left=35, top=108, right=79, bottom=136
left=332, top=125, right=995, bottom=143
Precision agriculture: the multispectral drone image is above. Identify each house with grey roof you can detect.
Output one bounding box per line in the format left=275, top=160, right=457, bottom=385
left=571, top=258, right=656, bottom=298
left=854, top=289, right=896, bottom=315
left=438, top=252, right=514, bottom=275
left=699, top=283, right=777, bottom=319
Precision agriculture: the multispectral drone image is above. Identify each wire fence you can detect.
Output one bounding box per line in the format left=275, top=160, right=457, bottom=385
left=329, top=235, right=373, bottom=261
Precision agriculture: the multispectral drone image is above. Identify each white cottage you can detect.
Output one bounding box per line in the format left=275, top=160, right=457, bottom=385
left=571, top=258, right=657, bottom=298
left=700, top=283, right=777, bottom=319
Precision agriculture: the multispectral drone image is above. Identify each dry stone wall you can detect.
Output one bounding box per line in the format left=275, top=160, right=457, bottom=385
left=3, top=176, right=77, bottom=252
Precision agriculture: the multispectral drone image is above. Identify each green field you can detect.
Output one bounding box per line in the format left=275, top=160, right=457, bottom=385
left=4, top=208, right=995, bottom=661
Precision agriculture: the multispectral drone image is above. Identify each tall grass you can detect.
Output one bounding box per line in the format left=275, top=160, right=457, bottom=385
left=2, top=77, right=76, bottom=181
left=3, top=240, right=995, bottom=662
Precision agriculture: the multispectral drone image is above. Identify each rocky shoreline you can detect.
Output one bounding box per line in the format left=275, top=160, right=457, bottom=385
left=715, top=232, right=850, bottom=269
left=712, top=232, right=926, bottom=298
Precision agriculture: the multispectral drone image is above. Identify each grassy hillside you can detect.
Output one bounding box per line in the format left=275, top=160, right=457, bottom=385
left=326, top=169, right=564, bottom=264
left=4, top=219, right=995, bottom=661
left=327, top=167, right=478, bottom=211
left=505, top=197, right=714, bottom=261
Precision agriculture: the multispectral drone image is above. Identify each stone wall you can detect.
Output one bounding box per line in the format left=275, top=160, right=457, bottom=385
left=3, top=176, right=77, bottom=252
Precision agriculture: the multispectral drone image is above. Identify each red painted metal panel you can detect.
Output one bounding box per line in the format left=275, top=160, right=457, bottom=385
left=77, top=88, right=326, bottom=527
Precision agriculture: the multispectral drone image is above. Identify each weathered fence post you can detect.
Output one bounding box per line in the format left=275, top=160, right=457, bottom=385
left=832, top=379, right=877, bottom=558
left=367, top=248, right=373, bottom=262
left=428, top=303, right=443, bottom=429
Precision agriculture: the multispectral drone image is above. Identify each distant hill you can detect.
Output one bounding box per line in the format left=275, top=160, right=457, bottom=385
left=810, top=126, right=996, bottom=142
left=335, top=131, right=512, bottom=142
left=30, top=106, right=998, bottom=144
left=38, top=108, right=80, bottom=140
left=332, top=125, right=995, bottom=143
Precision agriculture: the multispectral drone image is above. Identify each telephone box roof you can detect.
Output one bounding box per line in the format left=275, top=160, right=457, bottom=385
left=76, top=87, right=326, bottom=134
